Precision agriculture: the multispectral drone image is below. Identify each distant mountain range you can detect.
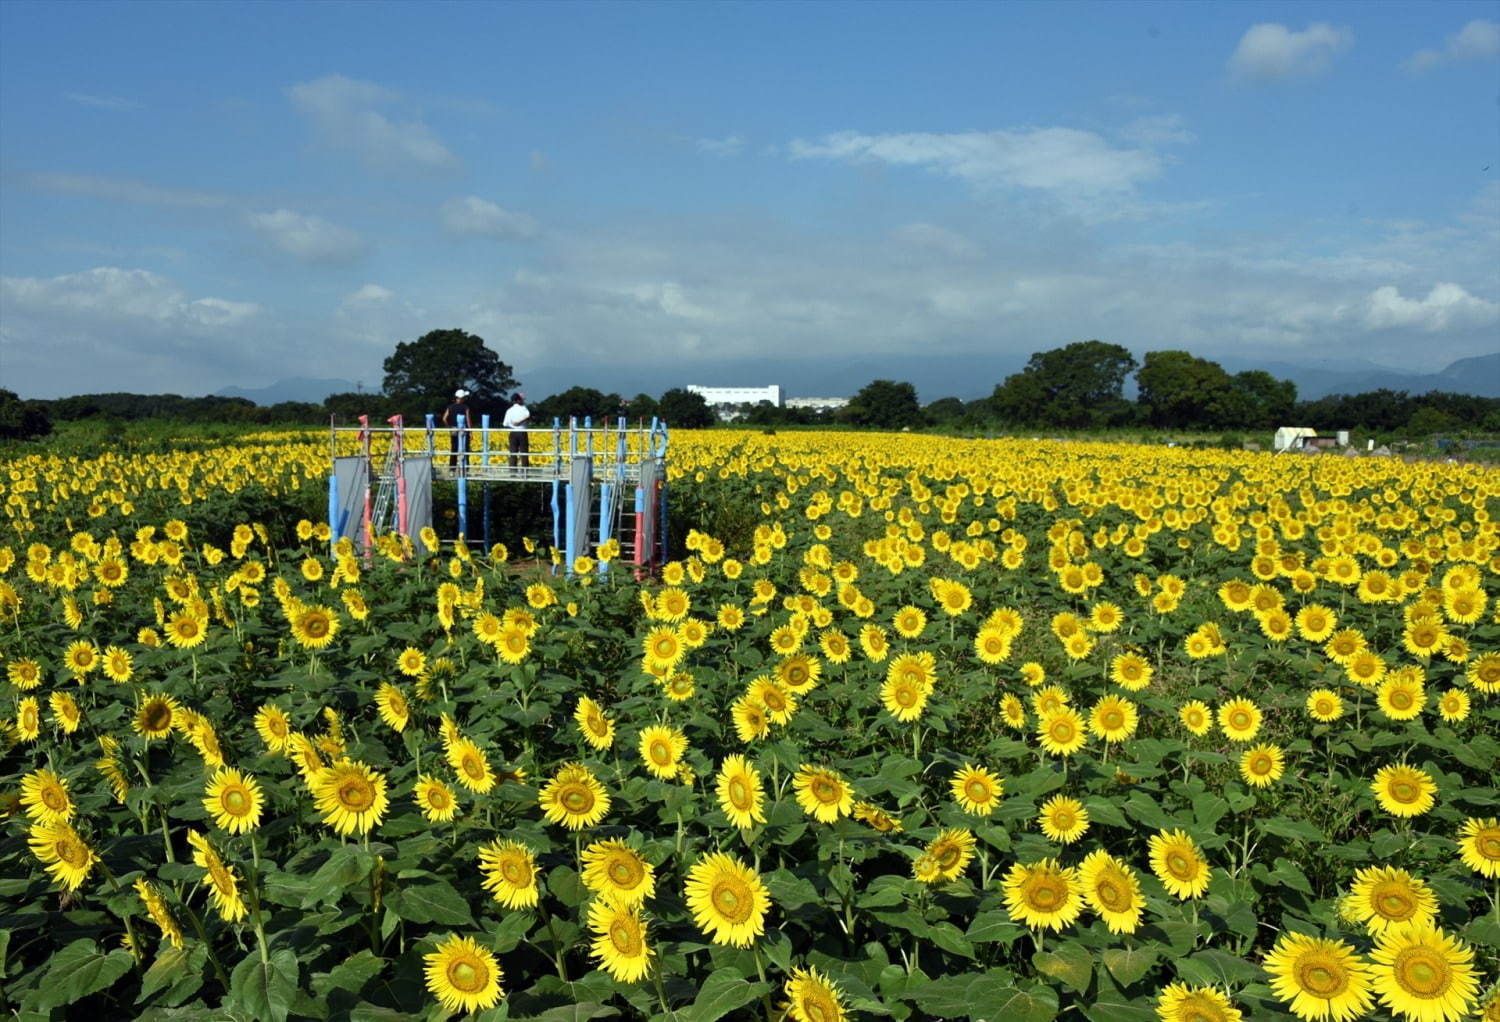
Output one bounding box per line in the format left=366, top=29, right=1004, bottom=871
left=216, top=378, right=358, bottom=404
left=218, top=352, right=1498, bottom=408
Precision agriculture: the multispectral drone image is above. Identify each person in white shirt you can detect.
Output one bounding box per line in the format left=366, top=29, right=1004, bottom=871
left=502, top=392, right=530, bottom=468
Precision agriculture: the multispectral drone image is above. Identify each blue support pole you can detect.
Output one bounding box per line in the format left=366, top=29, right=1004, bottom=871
left=550, top=479, right=562, bottom=576
left=480, top=414, right=491, bottom=467
left=585, top=416, right=593, bottom=457
left=483, top=483, right=491, bottom=550
left=456, top=414, right=468, bottom=542
left=327, top=471, right=339, bottom=556
left=564, top=479, right=576, bottom=578
left=598, top=483, right=612, bottom=578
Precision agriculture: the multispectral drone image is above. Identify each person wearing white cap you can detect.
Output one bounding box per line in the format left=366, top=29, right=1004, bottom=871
left=442, top=389, right=472, bottom=469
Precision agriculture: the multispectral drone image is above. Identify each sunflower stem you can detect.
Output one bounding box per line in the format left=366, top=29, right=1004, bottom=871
left=751, top=943, right=775, bottom=1019
left=650, top=953, right=677, bottom=1019
left=536, top=901, right=570, bottom=981
left=246, top=832, right=271, bottom=967
left=178, top=895, right=232, bottom=991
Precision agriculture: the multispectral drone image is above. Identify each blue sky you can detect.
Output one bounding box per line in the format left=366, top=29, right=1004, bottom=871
left=1, top=0, right=1497, bottom=401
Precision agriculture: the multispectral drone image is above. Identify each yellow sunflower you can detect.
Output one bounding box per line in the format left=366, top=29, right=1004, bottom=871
left=134, top=878, right=185, bottom=950
left=1109, top=652, right=1152, bottom=691
left=423, top=933, right=505, bottom=1014
left=949, top=764, right=1004, bottom=817
left=793, top=765, right=854, bottom=823
left=28, top=820, right=96, bottom=891
left=1037, top=794, right=1090, bottom=843
left=538, top=762, right=611, bottom=830
left=784, top=966, right=847, bottom=1022
left=1002, top=858, right=1083, bottom=931
left=1179, top=699, right=1213, bottom=736
left=310, top=760, right=389, bottom=836
left=1156, top=983, right=1243, bottom=1022
left=684, top=852, right=770, bottom=947
left=1347, top=866, right=1437, bottom=934
left=1217, top=698, right=1262, bottom=742
left=133, top=693, right=182, bottom=740
left=1457, top=817, right=1500, bottom=878
left=1037, top=708, right=1087, bottom=757
left=203, top=767, right=263, bottom=834
left=581, top=838, right=656, bottom=907
left=1149, top=829, right=1211, bottom=900
left=732, top=697, right=771, bottom=743
left=1077, top=850, right=1142, bottom=935
left=923, top=828, right=976, bottom=883
left=20, top=768, right=74, bottom=824
left=1239, top=744, right=1286, bottom=789
left=478, top=839, right=540, bottom=908
left=1306, top=689, right=1344, bottom=723
left=447, top=738, right=496, bottom=794
left=1371, top=764, right=1437, bottom=818
left=414, top=775, right=459, bottom=823
left=1089, top=694, right=1138, bottom=743
left=187, top=830, right=245, bottom=922
left=716, top=755, right=766, bottom=829
left=574, top=696, right=615, bottom=750
left=638, top=725, right=688, bottom=780
left=587, top=898, right=653, bottom=983
left=1369, top=922, right=1478, bottom=1022
left=374, top=683, right=409, bottom=732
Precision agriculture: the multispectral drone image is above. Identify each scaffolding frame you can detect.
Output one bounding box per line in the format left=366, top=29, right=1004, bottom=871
left=327, top=414, right=669, bottom=576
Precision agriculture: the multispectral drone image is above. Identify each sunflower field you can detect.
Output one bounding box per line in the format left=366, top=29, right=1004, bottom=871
left=0, top=429, right=1497, bottom=1022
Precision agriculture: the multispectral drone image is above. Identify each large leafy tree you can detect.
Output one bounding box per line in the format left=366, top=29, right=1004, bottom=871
left=381, top=329, right=518, bottom=412
left=844, top=379, right=921, bottom=429
left=1136, top=350, right=1238, bottom=428
left=656, top=388, right=715, bottom=429
left=990, top=341, right=1137, bottom=428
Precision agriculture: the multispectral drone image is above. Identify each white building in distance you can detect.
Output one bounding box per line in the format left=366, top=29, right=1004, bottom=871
left=687, top=384, right=782, bottom=408
left=785, top=397, right=849, bottom=412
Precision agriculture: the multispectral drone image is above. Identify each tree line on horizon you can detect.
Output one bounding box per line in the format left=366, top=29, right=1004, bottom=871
left=3, top=332, right=1497, bottom=441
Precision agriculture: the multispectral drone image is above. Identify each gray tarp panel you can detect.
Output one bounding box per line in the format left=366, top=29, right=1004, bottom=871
left=570, top=456, right=593, bottom=561
left=332, top=456, right=369, bottom=543
left=402, top=457, right=433, bottom=539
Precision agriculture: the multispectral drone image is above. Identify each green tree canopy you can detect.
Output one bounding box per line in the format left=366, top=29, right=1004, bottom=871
left=844, top=379, right=921, bottom=429
left=0, top=389, right=52, bottom=441
left=1136, top=350, right=1238, bottom=428
left=990, top=340, right=1137, bottom=428
left=381, top=329, right=518, bottom=413
left=656, top=388, right=715, bottom=428
left=1229, top=370, right=1297, bottom=429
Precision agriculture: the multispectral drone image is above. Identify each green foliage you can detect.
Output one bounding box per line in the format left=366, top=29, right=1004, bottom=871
left=844, top=379, right=920, bottom=429
left=0, top=387, right=54, bottom=440
left=381, top=328, right=519, bottom=414
left=657, top=387, right=715, bottom=428
left=991, top=340, right=1137, bottom=429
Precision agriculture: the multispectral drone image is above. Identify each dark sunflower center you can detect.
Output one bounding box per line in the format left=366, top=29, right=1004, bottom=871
left=562, top=785, right=592, bottom=813
left=1394, top=949, right=1447, bottom=996
left=448, top=959, right=485, bottom=993
left=1296, top=959, right=1346, bottom=997
left=337, top=778, right=373, bottom=811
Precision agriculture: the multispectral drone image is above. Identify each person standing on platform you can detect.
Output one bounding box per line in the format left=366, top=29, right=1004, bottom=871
left=442, top=389, right=471, bottom=470
left=503, top=392, right=530, bottom=470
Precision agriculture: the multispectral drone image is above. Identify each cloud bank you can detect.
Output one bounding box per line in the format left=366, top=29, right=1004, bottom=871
left=1229, top=23, right=1353, bottom=82
left=287, top=74, right=457, bottom=171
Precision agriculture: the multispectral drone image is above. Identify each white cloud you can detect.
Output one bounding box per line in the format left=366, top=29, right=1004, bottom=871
left=247, top=209, right=366, bottom=263
left=788, top=128, right=1162, bottom=199
left=343, top=284, right=392, bottom=306
left=0, top=267, right=266, bottom=397
left=27, top=172, right=229, bottom=208
left=1404, top=19, right=1500, bottom=73
left=891, top=223, right=983, bottom=261
left=1119, top=114, right=1195, bottom=147
left=1228, top=23, right=1353, bottom=82
left=1362, top=282, right=1500, bottom=332
left=63, top=92, right=142, bottom=111
left=697, top=135, right=745, bottom=157
left=1, top=267, right=257, bottom=329
left=287, top=74, right=457, bottom=170
left=439, top=197, right=538, bottom=240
